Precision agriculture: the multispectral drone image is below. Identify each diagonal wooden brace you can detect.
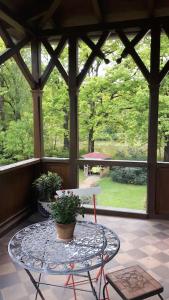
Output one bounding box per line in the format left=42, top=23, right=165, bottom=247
left=116, top=29, right=150, bottom=83
left=81, top=35, right=109, bottom=64
left=42, top=39, right=68, bottom=85
left=40, top=36, right=67, bottom=88
left=0, top=22, right=36, bottom=89
left=116, top=28, right=149, bottom=63
left=77, top=31, right=110, bottom=88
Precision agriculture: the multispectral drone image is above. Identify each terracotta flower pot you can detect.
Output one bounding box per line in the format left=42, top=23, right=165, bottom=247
left=56, top=223, right=76, bottom=241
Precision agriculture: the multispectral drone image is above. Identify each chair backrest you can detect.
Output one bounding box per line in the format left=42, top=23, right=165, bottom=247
left=56, top=187, right=101, bottom=223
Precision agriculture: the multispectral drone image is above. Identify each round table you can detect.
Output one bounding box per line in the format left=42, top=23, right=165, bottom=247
left=8, top=220, right=120, bottom=299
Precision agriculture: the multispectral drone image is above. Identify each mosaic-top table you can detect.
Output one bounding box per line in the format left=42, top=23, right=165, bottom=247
left=8, top=220, right=120, bottom=300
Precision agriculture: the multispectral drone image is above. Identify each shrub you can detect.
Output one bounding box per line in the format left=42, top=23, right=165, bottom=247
left=110, top=167, right=147, bottom=185
left=115, top=148, right=147, bottom=161
left=33, top=171, right=62, bottom=202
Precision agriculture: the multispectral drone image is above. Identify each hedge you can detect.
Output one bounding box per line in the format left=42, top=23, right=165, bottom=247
left=110, top=166, right=147, bottom=185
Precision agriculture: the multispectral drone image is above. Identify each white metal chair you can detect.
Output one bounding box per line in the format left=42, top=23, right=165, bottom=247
left=56, top=186, right=110, bottom=300
left=56, top=186, right=101, bottom=223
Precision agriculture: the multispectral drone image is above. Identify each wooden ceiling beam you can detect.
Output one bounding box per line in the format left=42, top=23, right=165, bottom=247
left=41, top=0, right=62, bottom=26
left=0, top=2, right=35, bottom=37
left=77, top=31, right=109, bottom=87
left=42, top=39, right=68, bottom=84
left=40, top=36, right=67, bottom=89
left=147, top=0, right=155, bottom=18
left=0, top=11, right=24, bottom=35
left=28, top=11, right=46, bottom=23
left=116, top=29, right=150, bottom=82
left=91, top=0, right=104, bottom=22
left=38, top=17, right=169, bottom=37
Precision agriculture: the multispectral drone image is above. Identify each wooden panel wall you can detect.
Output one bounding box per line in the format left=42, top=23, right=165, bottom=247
left=1, top=158, right=169, bottom=236
left=156, top=164, right=169, bottom=215
left=41, top=160, right=70, bottom=189
left=0, top=159, right=71, bottom=235
left=0, top=161, right=40, bottom=231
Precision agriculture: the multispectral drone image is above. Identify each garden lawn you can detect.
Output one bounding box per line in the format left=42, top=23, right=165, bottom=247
left=97, top=177, right=146, bottom=210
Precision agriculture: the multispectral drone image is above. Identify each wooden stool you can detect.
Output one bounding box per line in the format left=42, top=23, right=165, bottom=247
left=103, top=265, right=164, bottom=300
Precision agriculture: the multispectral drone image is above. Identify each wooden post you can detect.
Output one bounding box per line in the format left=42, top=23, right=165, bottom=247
left=31, top=40, right=44, bottom=158
left=32, top=89, right=44, bottom=157
left=147, top=22, right=160, bottom=216
left=68, top=36, right=78, bottom=188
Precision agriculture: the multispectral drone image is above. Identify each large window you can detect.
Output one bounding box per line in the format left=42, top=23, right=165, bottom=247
left=0, top=39, right=33, bottom=166
left=79, top=165, right=147, bottom=211
left=43, top=73, right=69, bottom=158
left=158, top=32, right=169, bottom=162
left=78, top=36, right=150, bottom=211
left=79, top=37, right=149, bottom=161
left=42, top=43, right=70, bottom=158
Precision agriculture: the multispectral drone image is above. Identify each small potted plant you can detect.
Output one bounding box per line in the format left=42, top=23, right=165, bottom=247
left=51, top=191, right=85, bottom=241
left=33, top=171, right=62, bottom=216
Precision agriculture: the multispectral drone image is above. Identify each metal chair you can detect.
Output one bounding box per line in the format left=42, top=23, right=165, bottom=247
left=56, top=187, right=103, bottom=299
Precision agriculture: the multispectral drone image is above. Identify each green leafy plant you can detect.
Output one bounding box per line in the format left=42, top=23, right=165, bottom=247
left=110, top=167, right=147, bottom=185
left=51, top=191, right=85, bottom=224
left=33, top=171, right=62, bottom=202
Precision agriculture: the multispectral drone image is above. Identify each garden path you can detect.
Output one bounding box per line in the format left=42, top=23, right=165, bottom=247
left=80, top=175, right=100, bottom=188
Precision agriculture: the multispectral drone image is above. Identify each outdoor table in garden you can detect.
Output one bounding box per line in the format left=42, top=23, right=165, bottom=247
left=8, top=220, right=120, bottom=300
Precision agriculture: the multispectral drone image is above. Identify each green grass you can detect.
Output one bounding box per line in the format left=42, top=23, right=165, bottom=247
left=79, top=170, right=147, bottom=211
left=97, top=177, right=146, bottom=210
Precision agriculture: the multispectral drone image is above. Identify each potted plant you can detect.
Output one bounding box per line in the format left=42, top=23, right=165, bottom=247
left=33, top=171, right=62, bottom=217
left=51, top=191, right=85, bottom=241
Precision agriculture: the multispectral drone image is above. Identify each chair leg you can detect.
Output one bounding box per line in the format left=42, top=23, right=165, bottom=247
left=103, top=282, right=109, bottom=300
left=64, top=274, right=71, bottom=286
left=93, top=194, right=97, bottom=223
left=71, top=274, right=77, bottom=300
left=96, top=255, right=109, bottom=281
left=158, top=294, right=164, bottom=300
left=103, top=269, right=110, bottom=300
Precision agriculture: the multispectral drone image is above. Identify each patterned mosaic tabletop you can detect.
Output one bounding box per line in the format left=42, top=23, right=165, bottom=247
left=8, top=220, right=120, bottom=275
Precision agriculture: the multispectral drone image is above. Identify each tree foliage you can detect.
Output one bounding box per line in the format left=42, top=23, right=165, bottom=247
left=0, top=32, right=169, bottom=165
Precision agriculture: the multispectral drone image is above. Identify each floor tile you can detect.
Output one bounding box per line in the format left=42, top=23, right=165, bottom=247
left=153, top=252, right=169, bottom=263
left=1, top=213, right=169, bottom=299
left=0, top=273, right=20, bottom=289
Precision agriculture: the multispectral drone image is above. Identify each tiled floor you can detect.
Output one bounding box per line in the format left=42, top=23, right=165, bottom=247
left=1, top=214, right=169, bottom=300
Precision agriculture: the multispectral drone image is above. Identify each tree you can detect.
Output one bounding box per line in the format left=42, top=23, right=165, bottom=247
left=0, top=38, right=33, bottom=164
left=43, top=69, right=69, bottom=157
left=79, top=38, right=149, bottom=157
left=1, top=33, right=169, bottom=164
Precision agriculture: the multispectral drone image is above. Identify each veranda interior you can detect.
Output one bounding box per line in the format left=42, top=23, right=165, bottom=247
left=1, top=0, right=169, bottom=236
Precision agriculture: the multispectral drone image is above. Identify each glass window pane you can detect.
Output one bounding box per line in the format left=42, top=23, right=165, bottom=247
left=158, top=31, right=169, bottom=162
left=79, top=165, right=147, bottom=211
left=79, top=38, right=148, bottom=161
left=43, top=72, right=69, bottom=158
left=0, top=40, right=33, bottom=166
